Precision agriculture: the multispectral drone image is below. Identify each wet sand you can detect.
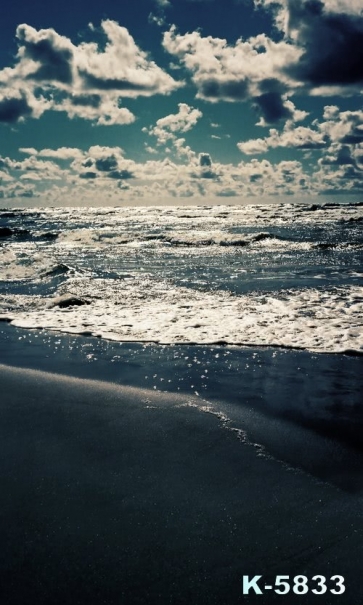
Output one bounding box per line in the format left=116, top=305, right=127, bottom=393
left=1, top=362, right=363, bottom=605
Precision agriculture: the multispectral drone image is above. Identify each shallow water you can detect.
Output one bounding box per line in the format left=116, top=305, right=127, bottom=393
left=1, top=323, right=363, bottom=493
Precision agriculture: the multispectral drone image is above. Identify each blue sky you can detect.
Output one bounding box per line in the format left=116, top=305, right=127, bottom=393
left=0, top=0, right=363, bottom=205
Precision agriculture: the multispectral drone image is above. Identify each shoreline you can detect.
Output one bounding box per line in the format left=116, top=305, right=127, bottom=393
left=1, top=322, right=363, bottom=488
left=3, top=317, right=363, bottom=357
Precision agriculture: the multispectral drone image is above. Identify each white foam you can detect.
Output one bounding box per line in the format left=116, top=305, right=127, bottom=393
left=2, top=279, right=362, bottom=354
left=2, top=203, right=362, bottom=354
left=0, top=247, right=51, bottom=281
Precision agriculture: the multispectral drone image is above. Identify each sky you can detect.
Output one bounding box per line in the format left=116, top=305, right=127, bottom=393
left=0, top=0, right=363, bottom=206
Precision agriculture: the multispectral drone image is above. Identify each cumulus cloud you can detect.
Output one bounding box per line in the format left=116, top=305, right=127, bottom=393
left=0, top=91, right=33, bottom=123
left=238, top=124, right=326, bottom=154
left=10, top=156, right=64, bottom=179
left=79, top=171, right=97, bottom=179
left=189, top=153, right=221, bottom=180
left=234, top=158, right=310, bottom=195
left=0, top=20, right=182, bottom=125
left=20, top=147, right=85, bottom=159
left=54, top=95, right=135, bottom=125
left=256, top=0, right=363, bottom=91
left=199, top=153, right=212, bottom=167
left=1, top=145, right=137, bottom=196
left=77, top=20, right=181, bottom=95
left=317, top=108, right=363, bottom=144
left=71, top=145, right=136, bottom=181
left=304, top=105, right=363, bottom=192
left=253, top=91, right=293, bottom=124
left=4, top=100, right=362, bottom=202
left=0, top=182, right=37, bottom=199
left=16, top=23, right=74, bottom=85
left=0, top=152, right=63, bottom=199
left=163, top=1, right=363, bottom=122
left=0, top=87, right=49, bottom=123
left=163, top=27, right=298, bottom=123
left=320, top=144, right=355, bottom=166
left=238, top=138, right=269, bottom=155
left=237, top=102, right=363, bottom=195
left=145, top=103, right=203, bottom=144
left=0, top=169, right=14, bottom=182
left=148, top=13, right=166, bottom=27
left=144, top=103, right=202, bottom=159
left=0, top=144, right=323, bottom=201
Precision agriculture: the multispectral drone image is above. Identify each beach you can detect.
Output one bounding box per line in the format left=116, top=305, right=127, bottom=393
left=1, top=0, right=363, bottom=597
left=1, top=324, right=363, bottom=605
left=0, top=0, right=363, bottom=605
left=1, top=202, right=363, bottom=603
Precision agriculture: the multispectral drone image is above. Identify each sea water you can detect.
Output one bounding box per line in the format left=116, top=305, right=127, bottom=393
left=1, top=200, right=363, bottom=490
left=1, top=201, right=362, bottom=354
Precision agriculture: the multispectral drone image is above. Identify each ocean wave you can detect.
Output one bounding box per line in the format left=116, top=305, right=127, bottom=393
left=2, top=282, right=362, bottom=355
left=0, top=252, right=82, bottom=283
left=1, top=203, right=362, bottom=355
left=3, top=202, right=363, bottom=233
left=314, top=241, right=363, bottom=250
left=55, top=228, right=316, bottom=250
left=163, top=231, right=278, bottom=247
left=39, top=263, right=72, bottom=278
left=0, top=226, right=30, bottom=239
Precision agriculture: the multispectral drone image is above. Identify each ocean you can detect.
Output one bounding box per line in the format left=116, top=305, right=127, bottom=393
left=1, top=200, right=363, bottom=478
left=1, top=200, right=363, bottom=604
left=1, top=202, right=363, bottom=352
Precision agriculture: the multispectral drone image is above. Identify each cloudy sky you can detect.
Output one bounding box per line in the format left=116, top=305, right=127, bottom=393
left=1, top=0, right=363, bottom=205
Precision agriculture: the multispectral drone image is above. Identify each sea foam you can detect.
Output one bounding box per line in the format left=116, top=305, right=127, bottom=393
left=1, top=203, right=362, bottom=354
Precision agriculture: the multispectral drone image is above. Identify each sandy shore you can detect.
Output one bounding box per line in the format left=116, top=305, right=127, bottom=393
left=1, top=362, right=362, bottom=604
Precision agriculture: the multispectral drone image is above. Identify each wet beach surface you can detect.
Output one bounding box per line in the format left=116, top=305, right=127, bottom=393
left=1, top=326, right=363, bottom=604
left=1, top=323, right=363, bottom=490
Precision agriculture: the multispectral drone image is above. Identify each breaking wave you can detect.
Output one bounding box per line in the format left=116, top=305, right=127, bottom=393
left=1, top=201, right=362, bottom=354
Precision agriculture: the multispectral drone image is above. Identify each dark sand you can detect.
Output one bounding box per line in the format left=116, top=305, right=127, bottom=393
left=1, top=362, right=363, bottom=605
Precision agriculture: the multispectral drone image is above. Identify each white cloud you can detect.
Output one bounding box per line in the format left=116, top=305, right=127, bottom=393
left=21, top=147, right=85, bottom=160
left=0, top=87, right=50, bottom=123
left=163, top=27, right=298, bottom=99
left=0, top=20, right=182, bottom=125
left=144, top=103, right=202, bottom=159
left=317, top=109, right=363, bottom=145
left=238, top=125, right=326, bottom=155
left=146, top=103, right=203, bottom=144
left=10, top=156, right=64, bottom=179
left=0, top=169, right=14, bottom=182
left=162, top=26, right=304, bottom=123
left=148, top=13, right=166, bottom=27
left=5, top=100, right=363, bottom=202
left=255, top=0, right=363, bottom=92
left=55, top=96, right=136, bottom=125
left=145, top=145, right=159, bottom=155
left=0, top=183, right=37, bottom=199
left=163, top=1, right=363, bottom=122
left=238, top=138, right=269, bottom=155
left=75, top=20, right=181, bottom=96
left=19, top=147, right=38, bottom=156
left=238, top=105, right=363, bottom=158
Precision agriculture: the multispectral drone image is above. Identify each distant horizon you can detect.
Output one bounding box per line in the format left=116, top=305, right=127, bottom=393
left=2, top=194, right=363, bottom=210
